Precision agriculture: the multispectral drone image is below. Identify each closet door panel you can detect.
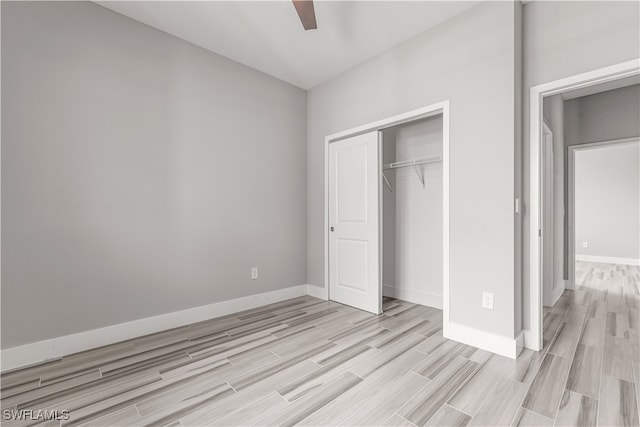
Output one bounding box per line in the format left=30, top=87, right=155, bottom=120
left=329, top=131, right=381, bottom=314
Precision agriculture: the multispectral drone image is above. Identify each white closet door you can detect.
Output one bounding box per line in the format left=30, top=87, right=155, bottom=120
left=329, top=131, right=381, bottom=314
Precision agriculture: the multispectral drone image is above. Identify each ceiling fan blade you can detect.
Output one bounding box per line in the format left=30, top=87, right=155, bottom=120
left=292, top=0, right=317, bottom=30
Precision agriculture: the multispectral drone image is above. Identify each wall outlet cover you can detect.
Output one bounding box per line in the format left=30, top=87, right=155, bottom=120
left=251, top=267, right=258, bottom=279
left=482, top=292, right=494, bottom=310
left=582, top=241, right=589, bottom=248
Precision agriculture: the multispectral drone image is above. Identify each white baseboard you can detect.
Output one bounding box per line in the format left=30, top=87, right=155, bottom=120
left=1, top=284, right=309, bottom=372
left=515, top=330, right=525, bottom=357
left=306, top=284, right=328, bottom=300
left=444, top=321, right=519, bottom=359
left=565, top=278, right=575, bottom=291
left=383, top=285, right=442, bottom=309
left=544, top=281, right=565, bottom=307
left=576, top=254, right=640, bottom=266
left=522, top=329, right=542, bottom=351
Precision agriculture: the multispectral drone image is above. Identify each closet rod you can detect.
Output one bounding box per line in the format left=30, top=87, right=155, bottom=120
left=382, top=156, right=442, bottom=170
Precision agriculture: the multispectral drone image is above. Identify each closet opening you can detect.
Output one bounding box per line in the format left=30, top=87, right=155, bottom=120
left=381, top=116, right=444, bottom=310
left=323, top=101, right=449, bottom=320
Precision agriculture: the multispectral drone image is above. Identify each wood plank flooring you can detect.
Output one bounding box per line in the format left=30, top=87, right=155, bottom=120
left=529, top=261, right=640, bottom=427
left=1, top=261, right=638, bottom=426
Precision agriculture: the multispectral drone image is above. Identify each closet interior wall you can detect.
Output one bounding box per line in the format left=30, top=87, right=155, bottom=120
left=382, top=115, right=444, bottom=309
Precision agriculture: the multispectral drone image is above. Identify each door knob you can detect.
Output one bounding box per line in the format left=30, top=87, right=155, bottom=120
left=330, top=226, right=335, bottom=232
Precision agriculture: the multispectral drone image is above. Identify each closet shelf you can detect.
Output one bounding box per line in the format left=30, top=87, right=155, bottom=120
left=382, top=156, right=441, bottom=191
left=382, top=156, right=442, bottom=170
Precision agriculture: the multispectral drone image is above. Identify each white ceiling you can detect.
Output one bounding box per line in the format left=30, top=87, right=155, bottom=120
left=96, top=1, right=480, bottom=89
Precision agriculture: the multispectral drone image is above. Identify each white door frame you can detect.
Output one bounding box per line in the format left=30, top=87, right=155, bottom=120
left=568, top=137, right=640, bottom=284
left=323, top=101, right=450, bottom=321
left=528, top=59, right=640, bottom=351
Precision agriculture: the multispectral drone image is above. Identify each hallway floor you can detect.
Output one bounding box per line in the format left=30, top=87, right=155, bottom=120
left=539, top=261, right=640, bottom=426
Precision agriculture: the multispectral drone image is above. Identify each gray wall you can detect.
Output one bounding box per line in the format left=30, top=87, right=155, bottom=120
left=308, top=1, right=519, bottom=338
left=565, top=85, right=640, bottom=146
left=564, top=84, right=640, bottom=269
left=521, top=0, right=640, bottom=331
left=575, top=142, right=640, bottom=261
left=1, top=1, right=307, bottom=349
left=382, top=128, right=397, bottom=288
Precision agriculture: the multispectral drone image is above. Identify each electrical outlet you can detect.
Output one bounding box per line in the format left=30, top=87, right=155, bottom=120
left=482, top=292, right=494, bottom=310
left=582, top=241, right=589, bottom=248
left=251, top=267, right=258, bottom=279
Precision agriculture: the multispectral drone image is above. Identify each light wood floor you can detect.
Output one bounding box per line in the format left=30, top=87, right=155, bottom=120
left=536, top=261, right=640, bottom=427
left=1, top=262, right=638, bottom=427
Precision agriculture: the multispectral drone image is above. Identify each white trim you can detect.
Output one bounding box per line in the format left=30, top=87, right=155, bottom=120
left=515, top=331, right=525, bottom=358
left=378, top=131, right=384, bottom=315
left=445, top=321, right=520, bottom=359
left=523, top=329, right=535, bottom=350
left=568, top=138, right=639, bottom=152
left=324, top=127, right=330, bottom=309
left=568, top=145, right=576, bottom=290
left=545, top=281, right=565, bottom=308
left=323, top=101, right=450, bottom=332
left=529, top=59, right=640, bottom=353
left=1, top=285, right=309, bottom=372
left=306, top=284, right=329, bottom=300
left=383, top=285, right=443, bottom=310
left=325, top=101, right=447, bottom=143
left=575, top=255, right=640, bottom=266
left=568, top=137, right=640, bottom=287
left=442, top=104, right=451, bottom=339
